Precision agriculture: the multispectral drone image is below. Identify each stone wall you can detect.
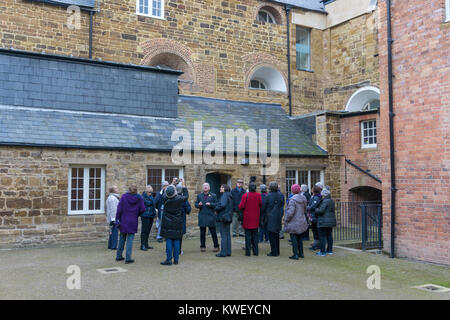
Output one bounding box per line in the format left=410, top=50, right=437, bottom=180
left=0, top=0, right=378, bottom=116
left=0, top=146, right=328, bottom=248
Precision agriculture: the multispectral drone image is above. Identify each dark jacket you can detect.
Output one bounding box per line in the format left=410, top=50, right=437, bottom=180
left=261, top=191, right=285, bottom=233
left=302, top=191, right=311, bottom=203
left=307, top=194, right=322, bottom=223
left=181, top=199, right=191, bottom=235
left=154, top=190, right=165, bottom=219
left=141, top=192, right=156, bottom=218
left=195, top=192, right=218, bottom=227
left=315, top=195, right=337, bottom=228
left=160, top=187, right=189, bottom=239
left=231, top=187, right=246, bottom=212
left=215, top=191, right=233, bottom=224
left=115, top=193, right=145, bottom=234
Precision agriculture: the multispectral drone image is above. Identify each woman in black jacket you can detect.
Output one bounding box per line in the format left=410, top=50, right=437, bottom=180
left=160, top=182, right=189, bottom=265
left=215, top=184, right=233, bottom=257
left=315, top=188, right=336, bottom=256
left=261, top=182, right=285, bottom=257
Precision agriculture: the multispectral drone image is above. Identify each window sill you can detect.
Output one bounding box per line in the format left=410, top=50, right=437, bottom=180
left=359, top=147, right=378, bottom=153
left=135, top=13, right=166, bottom=21
left=68, top=211, right=105, bottom=216
left=296, top=68, right=314, bottom=73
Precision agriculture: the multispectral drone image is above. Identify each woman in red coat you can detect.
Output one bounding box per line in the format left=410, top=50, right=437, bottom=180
left=238, top=182, right=262, bottom=256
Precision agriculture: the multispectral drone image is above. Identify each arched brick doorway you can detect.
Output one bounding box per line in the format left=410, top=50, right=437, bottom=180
left=349, top=186, right=381, bottom=202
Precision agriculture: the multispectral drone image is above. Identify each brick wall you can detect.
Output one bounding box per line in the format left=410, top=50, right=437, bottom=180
left=0, top=146, right=328, bottom=247
left=340, top=112, right=381, bottom=202
left=378, top=0, right=450, bottom=265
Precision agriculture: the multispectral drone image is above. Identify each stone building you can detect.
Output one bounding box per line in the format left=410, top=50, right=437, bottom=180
left=2, top=0, right=423, bottom=260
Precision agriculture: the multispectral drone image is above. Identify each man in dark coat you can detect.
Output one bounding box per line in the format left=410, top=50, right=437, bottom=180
left=315, top=188, right=337, bottom=256
left=231, top=179, right=246, bottom=237
left=115, top=184, right=145, bottom=264
left=160, top=183, right=189, bottom=265
left=307, top=185, right=323, bottom=250
left=261, top=182, right=285, bottom=256
left=176, top=184, right=191, bottom=255
left=195, top=183, right=219, bottom=252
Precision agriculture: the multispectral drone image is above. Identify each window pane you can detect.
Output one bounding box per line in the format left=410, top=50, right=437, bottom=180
left=165, top=169, right=180, bottom=185
left=148, top=168, right=163, bottom=193
left=310, top=171, right=321, bottom=187
left=285, top=170, right=296, bottom=196
left=296, top=27, right=310, bottom=70
left=298, top=170, right=308, bottom=186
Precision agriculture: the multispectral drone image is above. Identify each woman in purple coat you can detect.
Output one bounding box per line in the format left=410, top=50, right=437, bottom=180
left=115, top=184, right=145, bottom=264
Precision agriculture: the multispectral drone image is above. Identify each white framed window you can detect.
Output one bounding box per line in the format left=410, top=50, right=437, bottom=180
left=361, top=120, right=377, bottom=148
left=147, top=167, right=184, bottom=194
left=249, top=79, right=267, bottom=90
left=136, top=0, right=164, bottom=19
left=446, top=0, right=450, bottom=22
left=68, top=166, right=106, bottom=215
left=296, top=26, right=311, bottom=71
left=257, top=9, right=276, bottom=24
left=285, top=169, right=324, bottom=197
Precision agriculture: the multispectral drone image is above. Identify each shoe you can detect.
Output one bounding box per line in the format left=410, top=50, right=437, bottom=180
left=289, top=255, right=299, bottom=260
left=239, top=234, right=244, bottom=237
left=200, top=248, right=206, bottom=252
left=253, top=253, right=258, bottom=256
left=267, top=252, right=276, bottom=257
left=160, top=260, right=172, bottom=266
left=125, top=259, right=135, bottom=264
left=140, top=245, right=148, bottom=251
left=232, top=234, right=237, bottom=238
left=299, top=254, right=304, bottom=258
left=213, top=247, right=220, bottom=252
left=226, top=254, right=231, bottom=257
left=147, top=246, right=153, bottom=249
left=315, top=251, right=327, bottom=257
left=326, top=251, right=334, bottom=255
left=173, top=261, right=179, bottom=265
left=245, top=253, right=251, bottom=256
left=115, top=257, right=124, bottom=261
left=216, top=254, right=226, bottom=257
left=309, top=246, right=319, bottom=251
left=288, top=239, right=292, bottom=243
left=157, top=239, right=163, bottom=243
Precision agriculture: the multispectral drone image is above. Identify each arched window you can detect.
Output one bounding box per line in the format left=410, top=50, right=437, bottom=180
left=147, top=52, right=194, bottom=89
left=257, top=9, right=276, bottom=24
left=248, top=66, right=287, bottom=92
left=345, top=87, right=380, bottom=112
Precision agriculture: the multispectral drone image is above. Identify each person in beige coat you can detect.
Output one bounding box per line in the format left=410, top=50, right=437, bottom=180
left=284, top=184, right=309, bottom=259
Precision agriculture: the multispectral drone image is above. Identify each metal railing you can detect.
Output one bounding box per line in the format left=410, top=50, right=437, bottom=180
left=333, top=201, right=383, bottom=250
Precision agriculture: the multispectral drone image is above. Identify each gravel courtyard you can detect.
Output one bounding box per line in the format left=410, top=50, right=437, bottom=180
left=0, top=237, right=448, bottom=300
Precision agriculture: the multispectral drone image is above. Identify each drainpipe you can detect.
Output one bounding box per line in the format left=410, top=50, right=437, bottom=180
left=387, top=0, right=397, bottom=258
left=284, top=5, right=293, bottom=116
left=89, top=10, right=94, bottom=59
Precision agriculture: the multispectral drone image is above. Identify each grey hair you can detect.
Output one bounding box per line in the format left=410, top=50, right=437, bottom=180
left=161, top=181, right=169, bottom=188
left=260, top=184, right=267, bottom=193
left=268, top=181, right=278, bottom=193
left=176, top=185, right=183, bottom=194
left=300, top=184, right=308, bottom=193
left=315, top=182, right=324, bottom=190
left=321, top=188, right=331, bottom=197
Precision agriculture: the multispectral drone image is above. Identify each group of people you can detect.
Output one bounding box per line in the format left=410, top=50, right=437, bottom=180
left=105, top=176, right=336, bottom=265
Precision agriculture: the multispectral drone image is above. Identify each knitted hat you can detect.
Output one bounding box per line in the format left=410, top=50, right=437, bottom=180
left=165, top=185, right=177, bottom=199
left=322, top=188, right=331, bottom=197
left=315, top=182, right=324, bottom=190
left=291, top=184, right=301, bottom=194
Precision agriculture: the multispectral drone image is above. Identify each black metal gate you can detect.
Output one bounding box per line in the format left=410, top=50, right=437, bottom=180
left=333, top=201, right=383, bottom=250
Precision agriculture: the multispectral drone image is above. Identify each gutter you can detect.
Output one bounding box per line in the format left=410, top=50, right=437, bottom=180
left=387, top=0, right=397, bottom=259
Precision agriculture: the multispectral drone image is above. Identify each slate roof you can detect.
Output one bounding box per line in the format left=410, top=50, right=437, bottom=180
left=270, top=0, right=326, bottom=13
left=0, top=96, right=327, bottom=157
